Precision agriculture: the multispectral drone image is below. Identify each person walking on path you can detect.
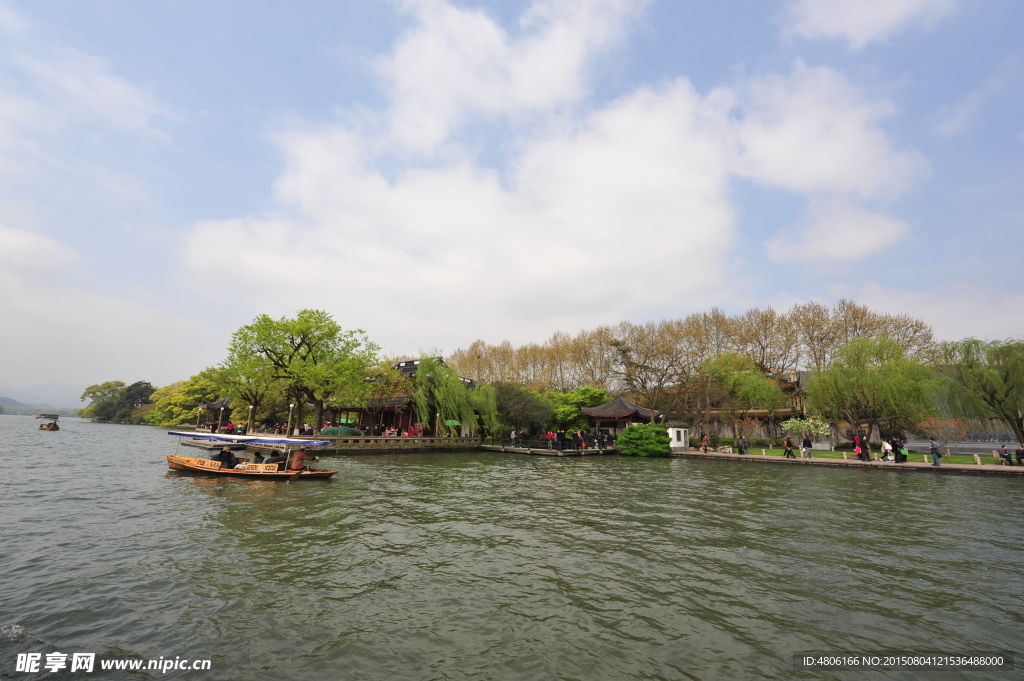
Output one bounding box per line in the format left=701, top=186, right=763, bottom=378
left=893, top=438, right=907, bottom=463
left=801, top=436, right=813, bottom=459
left=510, top=430, right=517, bottom=448
left=738, top=437, right=748, bottom=455
left=783, top=437, right=796, bottom=458
left=929, top=437, right=942, bottom=466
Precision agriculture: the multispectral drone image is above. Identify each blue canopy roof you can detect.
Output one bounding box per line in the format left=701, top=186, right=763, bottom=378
left=167, top=431, right=332, bottom=447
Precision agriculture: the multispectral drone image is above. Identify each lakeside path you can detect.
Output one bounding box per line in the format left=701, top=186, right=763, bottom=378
left=672, top=449, right=1024, bottom=477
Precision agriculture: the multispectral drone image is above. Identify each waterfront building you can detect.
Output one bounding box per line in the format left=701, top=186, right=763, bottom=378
left=582, top=396, right=659, bottom=436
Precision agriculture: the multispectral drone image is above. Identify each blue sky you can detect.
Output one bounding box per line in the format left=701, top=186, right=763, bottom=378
left=0, top=0, right=1021, bottom=401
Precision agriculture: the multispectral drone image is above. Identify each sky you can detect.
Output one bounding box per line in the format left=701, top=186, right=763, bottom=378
left=0, top=0, right=1022, bottom=405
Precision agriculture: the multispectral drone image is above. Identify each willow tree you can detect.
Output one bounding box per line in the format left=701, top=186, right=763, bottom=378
left=807, top=337, right=938, bottom=443
left=228, top=310, right=379, bottom=433
left=940, top=339, right=1024, bottom=445
left=700, top=352, right=786, bottom=444
left=410, top=357, right=496, bottom=436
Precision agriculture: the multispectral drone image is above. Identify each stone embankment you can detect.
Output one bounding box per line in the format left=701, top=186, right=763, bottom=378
left=672, top=449, right=1024, bottom=476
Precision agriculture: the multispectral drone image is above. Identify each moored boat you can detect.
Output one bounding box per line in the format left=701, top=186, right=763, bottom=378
left=166, top=431, right=338, bottom=480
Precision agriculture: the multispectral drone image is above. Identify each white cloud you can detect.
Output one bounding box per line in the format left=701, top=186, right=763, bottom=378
left=785, top=0, right=956, bottom=49
left=0, top=223, right=77, bottom=270
left=177, top=2, right=924, bottom=352
left=376, top=0, right=645, bottom=153
left=733, top=62, right=920, bottom=199
left=764, top=200, right=909, bottom=262
left=0, top=223, right=222, bottom=387
left=12, top=47, right=166, bottom=135
left=182, top=77, right=738, bottom=351
left=855, top=282, right=1024, bottom=340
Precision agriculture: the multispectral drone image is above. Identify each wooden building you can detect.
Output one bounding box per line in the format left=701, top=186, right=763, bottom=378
left=333, top=358, right=475, bottom=436
left=582, top=396, right=659, bottom=436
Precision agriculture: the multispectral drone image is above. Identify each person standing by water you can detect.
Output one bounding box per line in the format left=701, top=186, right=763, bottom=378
left=510, top=430, right=517, bottom=448
left=882, top=439, right=893, bottom=462
left=1017, top=444, right=1024, bottom=466
left=738, top=437, right=748, bottom=455
left=801, top=435, right=813, bottom=459
left=892, top=437, right=907, bottom=463
left=929, top=437, right=942, bottom=466
left=701, top=434, right=711, bottom=453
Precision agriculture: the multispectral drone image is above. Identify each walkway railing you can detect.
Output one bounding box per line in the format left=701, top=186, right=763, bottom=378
left=286, top=435, right=482, bottom=449
left=488, top=439, right=614, bottom=451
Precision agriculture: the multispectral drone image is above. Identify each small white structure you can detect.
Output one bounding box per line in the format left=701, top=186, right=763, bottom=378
left=667, top=424, right=689, bottom=450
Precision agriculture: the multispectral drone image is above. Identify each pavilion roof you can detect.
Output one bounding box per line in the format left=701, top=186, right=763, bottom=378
left=581, top=396, right=658, bottom=419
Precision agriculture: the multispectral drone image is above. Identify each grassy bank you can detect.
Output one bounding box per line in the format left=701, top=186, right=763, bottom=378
left=727, top=448, right=1017, bottom=466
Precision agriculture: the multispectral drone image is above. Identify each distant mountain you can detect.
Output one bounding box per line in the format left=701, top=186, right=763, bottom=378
left=0, top=395, right=78, bottom=416
left=0, top=383, right=87, bottom=409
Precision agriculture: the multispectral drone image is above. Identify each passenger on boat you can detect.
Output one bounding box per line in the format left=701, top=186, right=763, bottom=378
left=212, top=447, right=238, bottom=468
left=263, top=453, right=287, bottom=471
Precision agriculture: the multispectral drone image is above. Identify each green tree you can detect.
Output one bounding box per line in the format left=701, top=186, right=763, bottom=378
left=469, top=383, right=500, bottom=435
left=146, top=376, right=222, bottom=428
left=410, top=357, right=488, bottom=436
left=544, top=386, right=608, bottom=431
left=617, top=423, right=671, bottom=457
left=78, top=381, right=154, bottom=423
left=230, top=310, right=380, bottom=433
left=209, top=356, right=280, bottom=432
left=700, top=352, right=786, bottom=444
left=495, top=385, right=553, bottom=435
left=940, top=339, right=1024, bottom=445
left=79, top=381, right=127, bottom=419
left=807, top=337, right=938, bottom=443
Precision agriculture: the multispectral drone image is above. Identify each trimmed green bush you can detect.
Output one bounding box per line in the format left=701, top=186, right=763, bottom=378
left=618, top=423, right=671, bottom=457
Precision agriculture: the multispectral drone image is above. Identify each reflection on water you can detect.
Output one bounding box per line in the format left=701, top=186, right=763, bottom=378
left=1, top=415, right=1021, bottom=680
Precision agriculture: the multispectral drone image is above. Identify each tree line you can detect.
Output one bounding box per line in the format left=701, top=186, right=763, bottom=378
left=77, top=303, right=1024, bottom=446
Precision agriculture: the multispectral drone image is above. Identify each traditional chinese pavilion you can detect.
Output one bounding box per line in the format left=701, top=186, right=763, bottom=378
left=582, top=396, right=659, bottom=436
left=196, top=398, right=232, bottom=432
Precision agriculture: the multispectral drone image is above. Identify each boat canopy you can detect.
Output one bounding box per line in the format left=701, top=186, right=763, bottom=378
left=166, top=431, right=332, bottom=447
left=37, top=414, right=60, bottom=420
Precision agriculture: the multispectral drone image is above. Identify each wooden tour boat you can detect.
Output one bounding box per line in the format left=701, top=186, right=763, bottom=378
left=37, top=414, right=60, bottom=431
left=166, top=431, right=338, bottom=480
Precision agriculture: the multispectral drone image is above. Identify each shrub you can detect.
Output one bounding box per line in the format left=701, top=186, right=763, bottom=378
left=618, top=423, right=671, bottom=457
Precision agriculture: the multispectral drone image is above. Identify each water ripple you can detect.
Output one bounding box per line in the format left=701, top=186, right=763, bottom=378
left=1, top=417, right=1021, bottom=680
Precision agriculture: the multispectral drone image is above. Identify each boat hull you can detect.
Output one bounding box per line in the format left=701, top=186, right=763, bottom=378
left=167, top=455, right=337, bottom=480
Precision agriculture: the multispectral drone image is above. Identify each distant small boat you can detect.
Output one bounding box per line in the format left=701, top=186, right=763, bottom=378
left=37, top=414, right=60, bottom=431
left=166, top=431, right=338, bottom=480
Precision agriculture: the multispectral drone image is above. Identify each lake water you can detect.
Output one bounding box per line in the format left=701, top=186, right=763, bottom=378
left=1, top=416, right=1021, bottom=680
